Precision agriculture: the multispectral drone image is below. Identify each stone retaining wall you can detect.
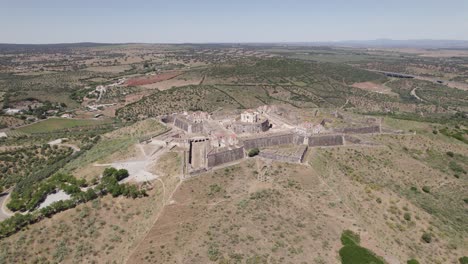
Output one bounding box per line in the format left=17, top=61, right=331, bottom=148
left=344, top=135, right=361, bottom=144
left=258, top=145, right=308, bottom=163
left=334, top=125, right=380, bottom=134
left=308, top=134, right=344, bottom=147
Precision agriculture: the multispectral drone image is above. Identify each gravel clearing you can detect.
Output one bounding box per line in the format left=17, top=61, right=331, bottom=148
left=38, top=190, right=71, bottom=209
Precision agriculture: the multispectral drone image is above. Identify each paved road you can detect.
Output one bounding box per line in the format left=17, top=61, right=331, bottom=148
left=368, top=69, right=468, bottom=91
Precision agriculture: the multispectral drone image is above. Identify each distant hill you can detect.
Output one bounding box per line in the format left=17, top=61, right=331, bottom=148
left=3, top=40, right=468, bottom=51
left=0, top=42, right=121, bottom=53
left=282, top=39, right=468, bottom=49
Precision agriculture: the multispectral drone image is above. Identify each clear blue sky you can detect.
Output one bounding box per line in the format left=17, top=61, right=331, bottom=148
left=1, top=0, right=467, bottom=43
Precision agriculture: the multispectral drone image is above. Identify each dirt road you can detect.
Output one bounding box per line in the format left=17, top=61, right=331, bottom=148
left=0, top=193, right=14, bottom=221
left=410, top=87, right=424, bottom=101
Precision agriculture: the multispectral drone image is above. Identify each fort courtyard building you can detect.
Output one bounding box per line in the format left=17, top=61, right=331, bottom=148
left=231, top=110, right=270, bottom=134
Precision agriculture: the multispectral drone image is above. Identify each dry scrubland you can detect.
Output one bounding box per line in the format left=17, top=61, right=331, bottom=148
left=0, top=119, right=466, bottom=263
left=0, top=148, right=181, bottom=263
left=127, top=120, right=467, bottom=264
left=1, top=128, right=466, bottom=263
left=1, top=44, right=467, bottom=264
left=128, top=160, right=355, bottom=264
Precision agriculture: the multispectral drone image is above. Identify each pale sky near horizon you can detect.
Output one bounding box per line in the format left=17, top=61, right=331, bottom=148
left=1, top=0, right=468, bottom=44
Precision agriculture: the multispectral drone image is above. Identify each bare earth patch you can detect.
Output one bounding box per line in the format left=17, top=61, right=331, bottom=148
left=141, top=75, right=204, bottom=90
left=352, top=82, right=398, bottom=96
left=125, top=71, right=182, bottom=86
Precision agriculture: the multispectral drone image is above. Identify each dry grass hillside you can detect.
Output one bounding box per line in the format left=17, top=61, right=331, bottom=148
left=128, top=160, right=356, bottom=264
left=0, top=120, right=466, bottom=264
left=0, top=149, right=182, bottom=263
left=125, top=120, right=467, bottom=264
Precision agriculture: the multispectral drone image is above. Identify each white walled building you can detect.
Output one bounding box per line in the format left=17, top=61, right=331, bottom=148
left=240, top=110, right=258, bottom=123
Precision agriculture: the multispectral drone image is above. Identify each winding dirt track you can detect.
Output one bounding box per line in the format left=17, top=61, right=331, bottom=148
left=410, top=87, right=424, bottom=101
left=0, top=192, right=14, bottom=221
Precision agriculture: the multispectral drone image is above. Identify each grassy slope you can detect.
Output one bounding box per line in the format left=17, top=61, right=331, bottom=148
left=308, top=118, right=467, bottom=263
left=0, top=151, right=181, bottom=263
left=17, top=118, right=113, bottom=134
left=1, top=123, right=466, bottom=263
left=63, top=119, right=167, bottom=178
left=128, top=160, right=353, bottom=264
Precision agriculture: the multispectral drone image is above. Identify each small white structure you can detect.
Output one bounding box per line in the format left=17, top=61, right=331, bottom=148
left=4, top=108, right=21, bottom=115
left=60, top=113, right=73, bottom=118
left=241, top=110, right=258, bottom=123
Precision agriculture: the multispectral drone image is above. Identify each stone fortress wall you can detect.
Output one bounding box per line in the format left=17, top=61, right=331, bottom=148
left=242, top=133, right=296, bottom=149
left=174, top=116, right=204, bottom=134
left=188, top=138, right=210, bottom=170
left=231, top=119, right=270, bottom=134
left=169, top=109, right=384, bottom=175
left=187, top=124, right=381, bottom=173
left=174, top=117, right=190, bottom=131
left=207, top=146, right=245, bottom=168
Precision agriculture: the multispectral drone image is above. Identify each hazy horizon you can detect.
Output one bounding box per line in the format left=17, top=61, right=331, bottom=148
left=1, top=0, right=468, bottom=44
left=2, top=39, right=468, bottom=45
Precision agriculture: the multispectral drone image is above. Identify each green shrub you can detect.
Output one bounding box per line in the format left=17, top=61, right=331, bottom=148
left=248, top=148, right=260, bottom=157
left=449, top=161, right=466, bottom=174
left=404, top=212, right=411, bottom=221
left=0, top=166, right=144, bottom=239
left=208, top=184, right=222, bottom=196
left=0, top=212, right=42, bottom=238
left=422, top=186, right=431, bottom=193
left=339, top=245, right=385, bottom=264
left=103, top=167, right=123, bottom=179
left=446, top=151, right=455, bottom=157
left=340, top=230, right=360, bottom=246
left=407, top=259, right=420, bottom=264
left=421, top=232, right=432, bottom=243
left=207, top=245, right=220, bottom=261
left=459, top=256, right=468, bottom=264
